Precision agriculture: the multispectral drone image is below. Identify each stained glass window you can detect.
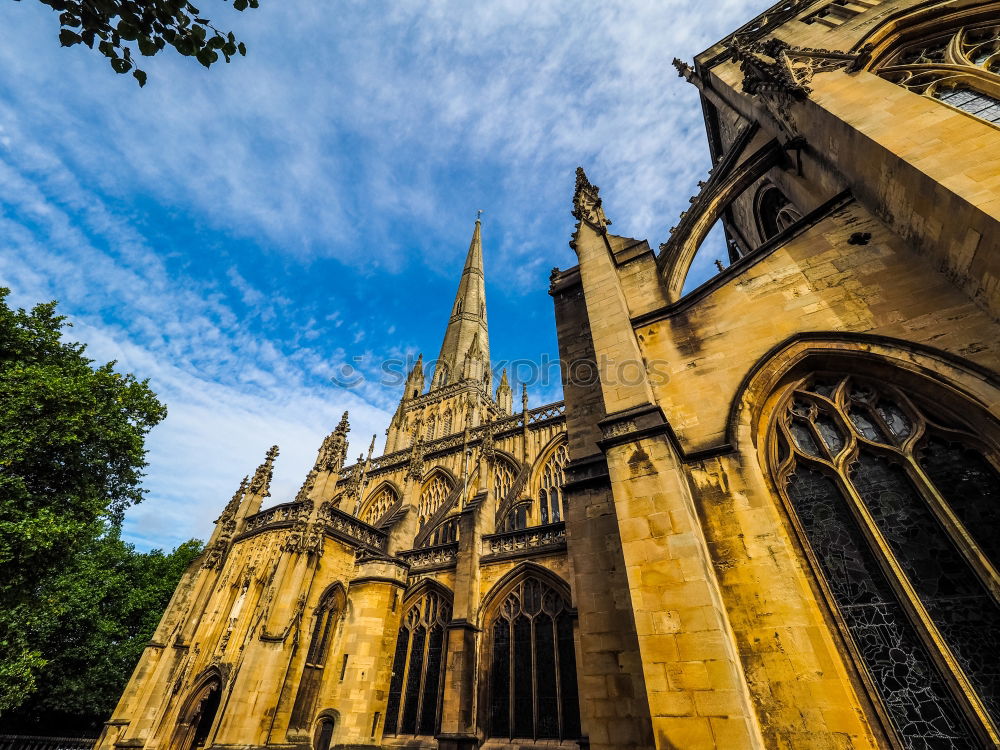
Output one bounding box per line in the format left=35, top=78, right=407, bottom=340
left=774, top=372, right=1000, bottom=746
left=487, top=577, right=581, bottom=740
left=876, top=23, right=1000, bottom=127
left=384, top=591, right=452, bottom=737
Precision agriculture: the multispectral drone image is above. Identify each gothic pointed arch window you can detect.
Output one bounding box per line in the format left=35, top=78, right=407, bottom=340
left=417, top=473, right=452, bottom=528
left=875, top=21, right=1000, bottom=126
left=493, top=458, right=516, bottom=503
left=384, top=589, right=452, bottom=737
left=770, top=372, right=1000, bottom=747
left=486, top=575, right=581, bottom=740
left=426, top=415, right=437, bottom=441
left=753, top=182, right=802, bottom=243
left=442, top=410, right=454, bottom=436
left=360, top=485, right=396, bottom=527
left=289, top=585, right=347, bottom=731
left=537, top=442, right=568, bottom=525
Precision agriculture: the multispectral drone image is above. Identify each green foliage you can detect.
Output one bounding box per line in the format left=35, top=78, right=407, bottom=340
left=0, top=287, right=170, bottom=714
left=6, top=531, right=203, bottom=730
left=19, top=0, right=258, bottom=86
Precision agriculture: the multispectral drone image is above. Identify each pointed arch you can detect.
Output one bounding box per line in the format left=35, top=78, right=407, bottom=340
left=384, top=581, right=454, bottom=737
left=478, top=562, right=573, bottom=627
left=289, top=583, right=348, bottom=731
left=725, top=332, right=1000, bottom=454
left=401, top=577, right=454, bottom=610
left=416, top=469, right=455, bottom=526
left=752, top=181, right=802, bottom=244
left=531, top=438, right=569, bottom=526
left=756, top=357, right=1000, bottom=744
left=420, top=514, right=460, bottom=547
left=863, top=6, right=1000, bottom=128
left=171, top=667, right=224, bottom=750
left=359, top=481, right=401, bottom=527
left=477, top=563, right=581, bottom=741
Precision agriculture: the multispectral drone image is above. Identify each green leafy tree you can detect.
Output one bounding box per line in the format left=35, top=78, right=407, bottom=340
left=6, top=531, right=203, bottom=731
left=15, top=0, right=260, bottom=86
left=0, top=288, right=168, bottom=711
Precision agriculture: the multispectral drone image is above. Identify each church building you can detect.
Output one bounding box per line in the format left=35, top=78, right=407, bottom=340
left=98, top=0, right=1000, bottom=748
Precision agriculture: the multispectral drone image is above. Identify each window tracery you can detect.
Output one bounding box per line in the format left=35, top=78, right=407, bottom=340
left=360, top=486, right=396, bottom=527
left=425, top=415, right=437, bottom=441
left=773, top=372, right=1000, bottom=746
left=494, top=459, right=516, bottom=502
left=537, top=443, right=568, bottom=525
left=876, top=23, right=1000, bottom=126
left=384, top=590, right=452, bottom=737
left=417, top=473, right=452, bottom=527
left=487, top=577, right=581, bottom=740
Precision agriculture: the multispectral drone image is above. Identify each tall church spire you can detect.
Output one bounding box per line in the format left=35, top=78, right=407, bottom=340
left=430, top=217, right=491, bottom=391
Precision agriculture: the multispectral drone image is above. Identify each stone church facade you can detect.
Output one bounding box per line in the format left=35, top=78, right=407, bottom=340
left=98, top=0, right=1000, bottom=748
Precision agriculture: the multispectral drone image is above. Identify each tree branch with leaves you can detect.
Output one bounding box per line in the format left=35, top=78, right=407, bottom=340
left=18, top=0, right=260, bottom=86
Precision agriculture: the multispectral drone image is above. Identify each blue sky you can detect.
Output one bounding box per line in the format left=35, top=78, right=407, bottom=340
left=0, top=0, right=769, bottom=551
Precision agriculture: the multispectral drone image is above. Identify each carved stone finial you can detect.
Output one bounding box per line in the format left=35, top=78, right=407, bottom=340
left=714, top=259, right=725, bottom=273
left=217, top=475, right=248, bottom=523
left=248, top=445, right=279, bottom=497
left=571, top=167, right=611, bottom=231
left=313, top=412, right=349, bottom=474
left=672, top=57, right=693, bottom=79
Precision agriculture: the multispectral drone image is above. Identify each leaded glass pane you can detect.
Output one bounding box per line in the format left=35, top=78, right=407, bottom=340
left=384, top=628, right=408, bottom=734
left=810, top=380, right=837, bottom=399
left=786, top=466, right=976, bottom=748
left=535, top=614, right=559, bottom=738
left=790, top=420, right=821, bottom=457
left=490, top=618, right=510, bottom=737
left=850, top=452, right=1000, bottom=725
left=513, top=616, right=534, bottom=738
left=850, top=407, right=887, bottom=443
left=934, top=86, right=1000, bottom=124
left=487, top=578, right=581, bottom=740
left=877, top=399, right=912, bottom=440
left=400, top=625, right=425, bottom=734
left=815, top=413, right=845, bottom=457
left=557, top=612, right=581, bottom=738
left=418, top=625, right=444, bottom=735
left=919, top=435, right=1000, bottom=571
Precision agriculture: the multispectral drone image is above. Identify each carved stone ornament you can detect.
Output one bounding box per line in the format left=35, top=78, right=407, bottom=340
left=216, top=476, right=248, bottom=524
left=407, top=437, right=426, bottom=481
left=571, top=167, right=611, bottom=231
left=481, top=417, right=497, bottom=461
left=317, top=411, right=350, bottom=473
left=248, top=445, right=279, bottom=497
left=201, top=542, right=226, bottom=570
left=602, top=418, right=638, bottom=440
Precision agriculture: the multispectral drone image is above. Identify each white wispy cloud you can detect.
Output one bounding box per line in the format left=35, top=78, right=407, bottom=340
left=0, top=0, right=771, bottom=549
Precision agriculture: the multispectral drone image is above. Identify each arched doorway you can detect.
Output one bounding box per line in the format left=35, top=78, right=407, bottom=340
left=174, top=676, right=222, bottom=750
left=313, top=715, right=336, bottom=750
